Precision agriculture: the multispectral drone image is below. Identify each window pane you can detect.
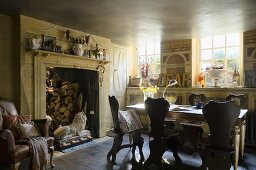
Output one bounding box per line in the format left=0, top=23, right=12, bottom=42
left=201, top=37, right=212, bottom=49
left=138, top=45, right=145, bottom=55
left=213, top=60, right=225, bottom=68
left=152, top=55, right=160, bottom=63
left=227, top=33, right=240, bottom=46
left=146, top=43, right=154, bottom=55
left=227, top=59, right=240, bottom=72
left=226, top=47, right=240, bottom=58
left=201, top=50, right=212, bottom=60
left=147, top=55, right=154, bottom=63
left=201, top=61, right=212, bottom=71
left=213, top=35, right=225, bottom=48
left=138, top=55, right=147, bottom=64
left=148, top=64, right=160, bottom=76
left=213, top=48, right=225, bottom=59
left=155, top=43, right=160, bottom=54
left=137, top=42, right=161, bottom=79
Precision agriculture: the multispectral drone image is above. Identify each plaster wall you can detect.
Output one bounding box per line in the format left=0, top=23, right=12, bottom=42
left=0, top=14, right=15, bottom=101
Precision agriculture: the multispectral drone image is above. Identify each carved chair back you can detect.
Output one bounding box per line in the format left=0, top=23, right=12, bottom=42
left=188, top=93, right=207, bottom=106
left=108, top=96, right=120, bottom=130
left=202, top=100, right=240, bottom=148
left=225, top=94, right=246, bottom=108
left=107, top=96, right=144, bottom=163
left=145, top=97, right=170, bottom=136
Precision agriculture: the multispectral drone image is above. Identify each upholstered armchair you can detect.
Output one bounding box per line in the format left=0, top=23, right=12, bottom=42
left=0, top=100, right=55, bottom=169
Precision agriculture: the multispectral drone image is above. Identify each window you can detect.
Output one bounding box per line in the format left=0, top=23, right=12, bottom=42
left=200, top=33, right=241, bottom=72
left=137, top=42, right=160, bottom=79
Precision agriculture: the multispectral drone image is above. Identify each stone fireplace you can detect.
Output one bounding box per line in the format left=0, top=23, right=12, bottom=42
left=34, top=50, right=111, bottom=137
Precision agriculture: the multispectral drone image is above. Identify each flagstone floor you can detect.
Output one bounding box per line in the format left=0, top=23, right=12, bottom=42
left=50, top=134, right=256, bottom=170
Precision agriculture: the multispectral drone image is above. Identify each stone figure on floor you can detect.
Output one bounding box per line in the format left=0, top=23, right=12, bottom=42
left=53, top=111, right=91, bottom=140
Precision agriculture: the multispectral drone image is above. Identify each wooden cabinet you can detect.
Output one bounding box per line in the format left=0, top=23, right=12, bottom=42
left=126, top=87, right=255, bottom=110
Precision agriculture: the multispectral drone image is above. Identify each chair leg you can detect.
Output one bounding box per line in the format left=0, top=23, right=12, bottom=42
left=205, top=150, right=232, bottom=170
left=49, top=146, right=55, bottom=168
left=165, top=136, right=182, bottom=163
left=138, top=137, right=144, bottom=162
left=132, top=132, right=144, bottom=162
left=107, top=134, right=124, bottom=162
left=198, top=147, right=207, bottom=170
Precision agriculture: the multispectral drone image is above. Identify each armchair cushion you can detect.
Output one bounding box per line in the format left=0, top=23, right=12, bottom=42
left=3, top=115, right=31, bottom=139
left=18, top=124, right=41, bottom=139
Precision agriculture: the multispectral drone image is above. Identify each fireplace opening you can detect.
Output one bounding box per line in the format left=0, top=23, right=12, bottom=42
left=46, top=67, right=99, bottom=138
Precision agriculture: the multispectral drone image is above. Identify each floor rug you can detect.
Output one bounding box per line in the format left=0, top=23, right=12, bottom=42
left=61, top=136, right=112, bottom=153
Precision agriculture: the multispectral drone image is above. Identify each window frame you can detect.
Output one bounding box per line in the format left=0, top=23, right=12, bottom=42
left=137, top=42, right=161, bottom=79
left=198, top=33, right=244, bottom=86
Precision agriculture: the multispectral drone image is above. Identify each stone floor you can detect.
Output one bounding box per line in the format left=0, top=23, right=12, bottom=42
left=50, top=134, right=256, bottom=170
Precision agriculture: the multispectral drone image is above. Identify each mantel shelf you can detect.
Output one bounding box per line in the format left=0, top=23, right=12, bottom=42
left=32, top=50, right=111, bottom=65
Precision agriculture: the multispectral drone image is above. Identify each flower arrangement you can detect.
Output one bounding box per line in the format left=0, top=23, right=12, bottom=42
left=140, top=85, right=159, bottom=94
left=140, top=63, right=149, bottom=78
left=65, top=30, right=90, bottom=45
left=74, top=36, right=87, bottom=44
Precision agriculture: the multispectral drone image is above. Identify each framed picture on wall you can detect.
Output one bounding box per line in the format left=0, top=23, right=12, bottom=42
left=41, top=35, right=56, bottom=52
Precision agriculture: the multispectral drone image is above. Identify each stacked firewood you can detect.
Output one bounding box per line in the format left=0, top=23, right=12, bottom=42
left=46, top=82, right=80, bottom=130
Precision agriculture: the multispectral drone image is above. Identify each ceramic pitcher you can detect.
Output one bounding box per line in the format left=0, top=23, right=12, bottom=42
left=73, top=44, right=84, bottom=56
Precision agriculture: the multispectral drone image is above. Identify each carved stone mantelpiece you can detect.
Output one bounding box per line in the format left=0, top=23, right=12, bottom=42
left=33, top=50, right=110, bottom=136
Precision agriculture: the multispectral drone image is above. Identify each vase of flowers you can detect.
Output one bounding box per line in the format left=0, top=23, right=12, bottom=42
left=140, top=85, right=158, bottom=101
left=143, top=92, right=154, bottom=101
left=140, top=63, right=149, bottom=87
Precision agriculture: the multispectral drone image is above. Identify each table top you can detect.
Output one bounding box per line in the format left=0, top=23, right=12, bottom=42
left=126, top=103, right=248, bottom=119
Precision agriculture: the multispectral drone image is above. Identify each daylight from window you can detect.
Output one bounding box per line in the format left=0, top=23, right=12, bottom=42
left=200, top=33, right=241, bottom=72
left=137, top=42, right=160, bottom=79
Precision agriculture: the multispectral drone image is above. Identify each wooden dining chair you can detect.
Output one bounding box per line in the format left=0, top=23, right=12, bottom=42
left=225, top=93, right=246, bottom=108
left=144, top=97, right=181, bottom=170
left=107, top=96, right=144, bottom=163
left=200, top=100, right=240, bottom=170
left=188, top=93, right=207, bottom=107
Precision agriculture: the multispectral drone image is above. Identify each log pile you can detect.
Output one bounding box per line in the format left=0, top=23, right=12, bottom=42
left=46, top=82, right=80, bottom=130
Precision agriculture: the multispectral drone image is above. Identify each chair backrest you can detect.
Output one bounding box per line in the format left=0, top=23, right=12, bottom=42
left=108, top=96, right=120, bottom=130
left=225, top=94, right=246, bottom=108
left=145, top=97, right=170, bottom=136
left=188, top=93, right=207, bottom=106
left=202, top=100, right=240, bottom=148
left=108, top=96, right=143, bottom=133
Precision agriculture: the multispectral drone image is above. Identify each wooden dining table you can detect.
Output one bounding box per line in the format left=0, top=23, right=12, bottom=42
left=127, top=103, right=248, bottom=170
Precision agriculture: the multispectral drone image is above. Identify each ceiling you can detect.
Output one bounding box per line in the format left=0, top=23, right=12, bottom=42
left=1, top=0, right=256, bottom=46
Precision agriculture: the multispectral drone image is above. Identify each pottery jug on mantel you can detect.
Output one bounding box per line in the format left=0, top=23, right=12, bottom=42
left=73, top=44, right=84, bottom=56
